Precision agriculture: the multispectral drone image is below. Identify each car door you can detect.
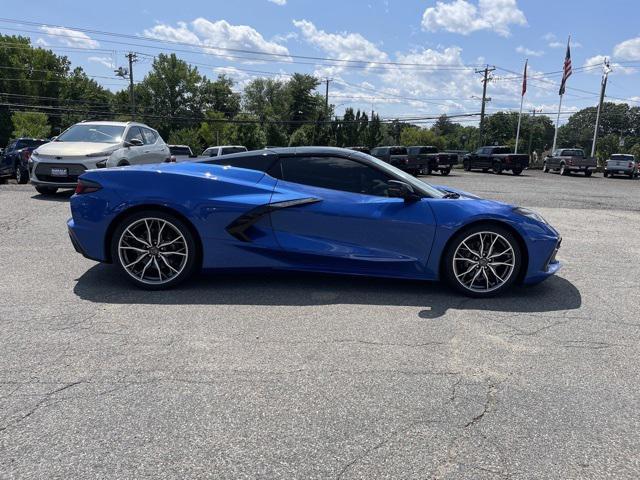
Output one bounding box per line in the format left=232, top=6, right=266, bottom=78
left=268, top=154, right=438, bottom=277
left=123, top=127, right=146, bottom=164
left=141, top=128, right=167, bottom=163
left=0, top=141, right=15, bottom=175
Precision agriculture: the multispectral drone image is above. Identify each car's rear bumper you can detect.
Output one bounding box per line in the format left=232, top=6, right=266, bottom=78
left=565, top=165, right=595, bottom=171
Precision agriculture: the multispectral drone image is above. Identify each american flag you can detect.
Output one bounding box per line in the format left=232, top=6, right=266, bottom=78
left=559, top=39, right=572, bottom=95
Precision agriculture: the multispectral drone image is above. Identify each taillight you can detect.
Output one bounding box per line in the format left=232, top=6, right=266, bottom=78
left=629, top=162, right=634, bottom=169
left=75, top=179, right=102, bottom=195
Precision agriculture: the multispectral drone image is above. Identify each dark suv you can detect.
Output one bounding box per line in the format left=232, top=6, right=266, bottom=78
left=1, top=138, right=49, bottom=184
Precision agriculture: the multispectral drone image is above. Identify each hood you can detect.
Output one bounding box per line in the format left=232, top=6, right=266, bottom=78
left=432, top=184, right=482, bottom=200
left=35, top=142, right=119, bottom=157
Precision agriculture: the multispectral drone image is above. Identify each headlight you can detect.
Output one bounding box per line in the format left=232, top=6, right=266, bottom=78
left=95, top=159, right=108, bottom=168
left=514, top=207, right=548, bottom=224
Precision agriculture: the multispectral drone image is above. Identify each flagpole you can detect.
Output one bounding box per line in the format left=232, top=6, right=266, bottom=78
left=515, top=59, right=527, bottom=154
left=552, top=93, right=563, bottom=153
left=552, top=36, right=571, bottom=153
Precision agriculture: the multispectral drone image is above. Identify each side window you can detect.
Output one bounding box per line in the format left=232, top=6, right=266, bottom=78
left=6, top=142, right=15, bottom=152
left=206, top=154, right=278, bottom=173
left=279, top=156, right=392, bottom=197
left=125, top=127, right=144, bottom=143
left=142, top=128, right=158, bottom=144
left=221, top=147, right=246, bottom=155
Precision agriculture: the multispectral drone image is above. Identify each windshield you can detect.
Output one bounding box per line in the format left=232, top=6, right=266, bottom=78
left=56, top=124, right=125, bottom=144
left=16, top=139, right=47, bottom=149
left=492, top=147, right=512, bottom=154
left=611, top=155, right=633, bottom=160
left=562, top=149, right=584, bottom=157
left=350, top=151, right=445, bottom=198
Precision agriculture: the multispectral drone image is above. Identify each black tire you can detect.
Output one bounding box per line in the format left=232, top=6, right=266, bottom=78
left=560, top=164, right=569, bottom=176
left=482, top=168, right=489, bottom=173
left=15, top=166, right=28, bottom=184
left=117, top=160, right=130, bottom=167
left=35, top=186, right=58, bottom=195
left=426, top=166, right=433, bottom=175
left=441, top=168, right=451, bottom=176
left=110, top=210, right=199, bottom=290
left=512, top=168, right=522, bottom=176
left=492, top=162, right=503, bottom=175
left=542, top=163, right=549, bottom=173
left=463, top=161, right=471, bottom=172
left=629, top=172, right=634, bottom=179
left=584, top=170, right=592, bottom=177
left=603, top=171, right=608, bottom=178
left=443, top=223, right=522, bottom=298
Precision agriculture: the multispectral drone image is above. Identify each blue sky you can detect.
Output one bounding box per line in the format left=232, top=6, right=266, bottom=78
left=2, top=0, right=640, bottom=124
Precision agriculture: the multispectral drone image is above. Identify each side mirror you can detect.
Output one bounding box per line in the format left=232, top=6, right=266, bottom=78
left=388, top=180, right=420, bottom=203
left=125, top=138, right=144, bottom=147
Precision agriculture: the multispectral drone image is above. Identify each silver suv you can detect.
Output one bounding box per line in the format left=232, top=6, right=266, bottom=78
left=30, top=121, right=170, bottom=195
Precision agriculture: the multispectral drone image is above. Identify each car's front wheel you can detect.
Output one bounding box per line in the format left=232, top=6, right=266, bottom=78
left=441, top=168, right=451, bottom=176
left=15, top=166, right=28, bottom=184
left=443, top=224, right=522, bottom=297
left=111, top=211, right=199, bottom=290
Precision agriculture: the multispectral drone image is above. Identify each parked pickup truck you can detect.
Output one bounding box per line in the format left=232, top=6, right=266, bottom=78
left=604, top=154, right=637, bottom=179
left=407, top=146, right=458, bottom=176
left=0, top=137, right=50, bottom=184
left=463, top=146, right=529, bottom=175
left=370, top=146, right=422, bottom=175
left=543, top=148, right=596, bottom=177
left=173, top=145, right=248, bottom=163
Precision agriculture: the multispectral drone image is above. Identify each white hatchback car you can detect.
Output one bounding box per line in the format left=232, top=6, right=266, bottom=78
left=30, top=121, right=170, bottom=195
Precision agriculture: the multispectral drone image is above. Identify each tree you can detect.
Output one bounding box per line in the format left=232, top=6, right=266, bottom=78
left=286, top=74, right=323, bottom=134
left=365, top=113, right=383, bottom=149
left=227, top=114, right=267, bottom=150
left=432, top=115, right=456, bottom=137
left=167, top=128, right=201, bottom=154
left=197, top=111, right=231, bottom=149
left=136, top=53, right=204, bottom=137
left=288, top=125, right=314, bottom=146
left=200, top=75, right=241, bottom=118
left=400, top=127, right=445, bottom=150
left=11, top=112, right=50, bottom=138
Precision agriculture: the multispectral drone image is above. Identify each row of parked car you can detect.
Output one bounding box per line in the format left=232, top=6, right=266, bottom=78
left=1, top=120, right=638, bottom=195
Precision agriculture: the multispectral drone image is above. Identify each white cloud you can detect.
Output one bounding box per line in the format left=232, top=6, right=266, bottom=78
left=40, top=26, right=100, bottom=49
left=293, top=19, right=389, bottom=76
left=421, top=0, right=527, bottom=37
left=268, top=0, right=287, bottom=4
left=516, top=46, right=544, bottom=57
left=143, top=18, right=290, bottom=60
left=35, top=38, right=49, bottom=47
left=88, top=56, right=114, bottom=68
left=613, top=37, right=640, bottom=60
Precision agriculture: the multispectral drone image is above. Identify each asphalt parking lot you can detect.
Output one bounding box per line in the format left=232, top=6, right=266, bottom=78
left=1, top=169, right=639, bottom=479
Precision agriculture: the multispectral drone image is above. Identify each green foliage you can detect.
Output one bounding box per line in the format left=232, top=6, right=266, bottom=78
left=167, top=128, right=201, bottom=154
left=11, top=112, right=50, bottom=138
left=288, top=125, right=314, bottom=146
left=227, top=114, right=267, bottom=150
left=400, top=127, right=445, bottom=150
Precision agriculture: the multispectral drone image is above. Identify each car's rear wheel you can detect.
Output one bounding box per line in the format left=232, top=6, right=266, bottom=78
left=463, top=161, right=471, bottom=172
left=15, top=166, right=28, bottom=184
left=492, top=162, right=503, bottom=175
left=560, top=164, right=569, bottom=176
left=35, top=186, right=57, bottom=195
left=512, top=168, right=522, bottom=176
left=111, top=211, right=198, bottom=290
left=542, top=162, right=549, bottom=173
left=584, top=170, right=592, bottom=177
left=443, top=224, right=522, bottom=297
left=603, top=171, right=609, bottom=177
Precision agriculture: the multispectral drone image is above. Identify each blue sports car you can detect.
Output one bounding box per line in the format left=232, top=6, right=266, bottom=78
left=67, top=147, right=562, bottom=297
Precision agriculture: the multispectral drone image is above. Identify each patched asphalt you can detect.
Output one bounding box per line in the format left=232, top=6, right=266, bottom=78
left=1, top=169, right=639, bottom=479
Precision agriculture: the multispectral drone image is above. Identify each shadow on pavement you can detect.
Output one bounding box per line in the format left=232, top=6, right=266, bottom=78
left=74, top=265, right=581, bottom=319
left=31, top=190, right=74, bottom=202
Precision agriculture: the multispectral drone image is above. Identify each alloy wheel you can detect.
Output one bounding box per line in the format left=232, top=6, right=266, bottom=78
left=117, top=217, right=189, bottom=285
left=452, top=231, right=516, bottom=293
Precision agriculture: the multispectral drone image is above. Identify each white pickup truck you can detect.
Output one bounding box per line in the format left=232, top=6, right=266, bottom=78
left=604, top=154, right=638, bottom=179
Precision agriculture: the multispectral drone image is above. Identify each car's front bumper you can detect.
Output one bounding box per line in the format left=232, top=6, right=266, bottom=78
left=30, top=156, right=105, bottom=187
left=523, top=236, right=563, bottom=285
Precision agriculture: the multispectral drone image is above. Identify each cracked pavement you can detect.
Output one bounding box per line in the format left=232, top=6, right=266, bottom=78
left=1, top=170, right=639, bottom=478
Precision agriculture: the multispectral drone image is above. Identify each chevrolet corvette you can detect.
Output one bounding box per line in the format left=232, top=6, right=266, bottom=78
left=67, top=147, right=562, bottom=297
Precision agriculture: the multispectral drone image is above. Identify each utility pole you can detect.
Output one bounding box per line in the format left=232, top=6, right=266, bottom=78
left=590, top=58, right=612, bottom=158
left=324, top=78, right=331, bottom=112
left=475, top=65, right=495, bottom=145
left=527, top=108, right=542, bottom=164
left=126, top=52, right=138, bottom=121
